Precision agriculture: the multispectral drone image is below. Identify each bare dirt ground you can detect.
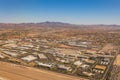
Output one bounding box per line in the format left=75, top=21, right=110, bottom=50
left=114, top=54, right=120, bottom=66
left=0, top=61, right=84, bottom=80
left=0, top=76, right=9, bottom=80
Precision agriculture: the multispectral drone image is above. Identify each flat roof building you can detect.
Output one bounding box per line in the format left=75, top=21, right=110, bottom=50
left=21, top=55, right=37, bottom=62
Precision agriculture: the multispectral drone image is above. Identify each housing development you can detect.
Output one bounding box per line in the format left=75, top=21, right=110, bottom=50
left=0, top=23, right=120, bottom=80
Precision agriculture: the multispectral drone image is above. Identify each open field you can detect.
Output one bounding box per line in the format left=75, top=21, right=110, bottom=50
left=0, top=61, right=82, bottom=80
left=114, top=54, right=120, bottom=66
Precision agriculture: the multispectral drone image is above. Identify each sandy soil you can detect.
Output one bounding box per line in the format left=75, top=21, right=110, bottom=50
left=114, top=54, right=120, bottom=66
left=0, top=61, right=86, bottom=80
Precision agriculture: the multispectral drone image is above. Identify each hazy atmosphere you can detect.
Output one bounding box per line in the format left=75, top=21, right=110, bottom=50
left=0, top=0, right=120, bottom=24
left=0, top=0, right=120, bottom=80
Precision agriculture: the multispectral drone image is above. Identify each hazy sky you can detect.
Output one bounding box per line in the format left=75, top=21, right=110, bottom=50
left=0, top=0, right=120, bottom=24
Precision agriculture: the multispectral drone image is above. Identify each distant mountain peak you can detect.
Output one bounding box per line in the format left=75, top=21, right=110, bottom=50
left=39, top=21, right=71, bottom=25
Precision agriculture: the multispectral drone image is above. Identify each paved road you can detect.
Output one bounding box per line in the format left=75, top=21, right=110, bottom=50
left=103, top=56, right=116, bottom=80
left=0, top=61, right=86, bottom=80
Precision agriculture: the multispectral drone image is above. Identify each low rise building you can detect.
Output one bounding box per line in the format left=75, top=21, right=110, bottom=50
left=57, top=64, right=72, bottom=72
left=35, top=61, right=53, bottom=68
left=21, top=55, right=37, bottom=62
left=2, top=51, right=18, bottom=57
left=82, top=72, right=94, bottom=77
left=94, top=65, right=106, bottom=70
left=38, top=54, right=47, bottom=59
left=80, top=64, right=90, bottom=69
left=74, top=61, right=82, bottom=66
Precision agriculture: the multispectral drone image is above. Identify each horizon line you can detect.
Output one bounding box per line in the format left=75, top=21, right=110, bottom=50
left=0, top=21, right=119, bottom=26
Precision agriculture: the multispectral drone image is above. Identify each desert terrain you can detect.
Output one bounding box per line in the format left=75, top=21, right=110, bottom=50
left=0, top=61, right=82, bottom=80
left=0, top=22, right=120, bottom=80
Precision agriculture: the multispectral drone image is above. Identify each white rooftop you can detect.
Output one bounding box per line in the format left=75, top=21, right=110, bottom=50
left=21, top=55, right=37, bottom=62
